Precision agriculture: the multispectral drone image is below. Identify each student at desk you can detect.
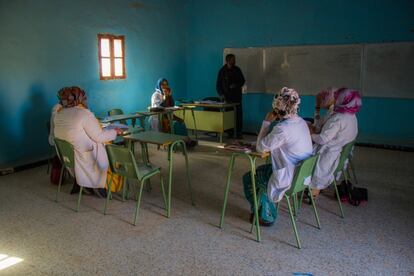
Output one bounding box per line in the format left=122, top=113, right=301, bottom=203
left=149, top=78, right=197, bottom=148
left=309, top=88, right=361, bottom=198
left=243, top=87, right=313, bottom=226
left=312, top=87, right=337, bottom=133
left=53, top=86, right=123, bottom=197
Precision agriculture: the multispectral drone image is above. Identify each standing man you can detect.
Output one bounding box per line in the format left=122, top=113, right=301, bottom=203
left=216, top=54, right=245, bottom=139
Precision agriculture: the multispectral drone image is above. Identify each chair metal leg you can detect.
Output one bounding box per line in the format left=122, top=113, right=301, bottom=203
left=160, top=174, right=167, bottom=210
left=76, top=187, right=83, bottom=212
left=55, top=167, right=64, bottom=202
left=308, top=187, right=321, bottom=229
left=167, top=145, right=174, bottom=218
left=122, top=177, right=128, bottom=202
left=348, top=159, right=359, bottom=186
left=219, top=155, right=236, bottom=229
left=333, top=179, right=344, bottom=218
left=133, top=179, right=146, bottom=226
left=286, top=196, right=301, bottom=249
left=104, top=175, right=114, bottom=215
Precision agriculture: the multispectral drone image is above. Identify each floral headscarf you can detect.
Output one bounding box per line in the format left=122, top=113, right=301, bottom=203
left=57, top=86, right=88, bottom=108
left=318, top=87, right=337, bottom=108
left=272, top=87, right=301, bottom=119
left=334, top=87, right=362, bottom=114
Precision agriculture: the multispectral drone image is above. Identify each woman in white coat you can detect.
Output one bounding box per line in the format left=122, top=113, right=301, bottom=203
left=243, top=87, right=313, bottom=226
left=53, top=87, right=121, bottom=195
left=312, top=87, right=337, bottom=133
left=310, top=88, right=362, bottom=197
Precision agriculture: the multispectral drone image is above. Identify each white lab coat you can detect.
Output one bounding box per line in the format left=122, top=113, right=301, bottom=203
left=310, top=112, right=358, bottom=190
left=53, top=106, right=117, bottom=188
left=149, top=89, right=163, bottom=131
left=256, top=116, right=313, bottom=202
left=48, top=103, right=62, bottom=146
left=314, top=105, right=334, bottom=133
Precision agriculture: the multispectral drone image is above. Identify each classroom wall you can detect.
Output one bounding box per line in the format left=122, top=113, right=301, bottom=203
left=184, top=0, right=414, bottom=146
left=0, top=0, right=187, bottom=166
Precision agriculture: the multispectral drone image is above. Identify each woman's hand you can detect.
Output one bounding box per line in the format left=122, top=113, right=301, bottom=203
left=114, top=128, right=124, bottom=135
left=308, top=124, right=316, bottom=135
left=265, top=111, right=277, bottom=123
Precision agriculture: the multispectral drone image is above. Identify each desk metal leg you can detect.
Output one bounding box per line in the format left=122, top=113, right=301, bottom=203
left=233, top=106, right=237, bottom=139
left=139, top=117, right=145, bottom=130
left=248, top=155, right=261, bottom=242
left=219, top=154, right=236, bottom=228
left=180, top=140, right=194, bottom=206
left=220, top=154, right=261, bottom=242
left=219, top=132, right=223, bottom=144
left=191, top=109, right=198, bottom=140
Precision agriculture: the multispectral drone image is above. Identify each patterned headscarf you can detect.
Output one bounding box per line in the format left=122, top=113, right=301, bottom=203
left=156, top=78, right=168, bottom=94
left=318, top=87, right=337, bottom=108
left=57, top=86, right=88, bottom=108
left=334, top=87, right=362, bottom=114
left=272, top=87, right=301, bottom=119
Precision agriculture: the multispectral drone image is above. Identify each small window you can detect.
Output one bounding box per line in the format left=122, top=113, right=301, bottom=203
left=98, top=34, right=126, bottom=80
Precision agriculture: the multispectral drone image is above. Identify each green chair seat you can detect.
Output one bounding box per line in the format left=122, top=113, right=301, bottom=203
left=104, top=144, right=167, bottom=225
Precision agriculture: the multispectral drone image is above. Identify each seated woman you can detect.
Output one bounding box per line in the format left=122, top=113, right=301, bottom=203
left=312, top=87, right=337, bottom=133
left=53, top=86, right=122, bottom=196
left=149, top=78, right=197, bottom=147
left=310, top=88, right=362, bottom=198
left=243, top=87, right=313, bottom=226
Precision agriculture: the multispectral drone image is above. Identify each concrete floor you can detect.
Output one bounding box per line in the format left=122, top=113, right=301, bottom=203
left=0, top=142, right=413, bottom=275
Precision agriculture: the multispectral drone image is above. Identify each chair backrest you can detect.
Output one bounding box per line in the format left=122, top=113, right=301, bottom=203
left=334, top=141, right=355, bottom=174
left=108, top=108, right=124, bottom=116
left=105, top=144, right=141, bottom=180
left=108, top=109, right=127, bottom=124
left=286, top=155, right=319, bottom=196
left=54, top=138, right=75, bottom=169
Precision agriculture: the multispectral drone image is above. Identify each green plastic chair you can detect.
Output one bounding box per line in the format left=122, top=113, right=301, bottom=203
left=54, top=138, right=83, bottom=212
left=104, top=144, right=167, bottom=225
left=251, top=155, right=320, bottom=249
left=332, top=141, right=356, bottom=219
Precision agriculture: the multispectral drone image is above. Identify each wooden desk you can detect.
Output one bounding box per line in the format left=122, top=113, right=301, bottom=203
left=199, top=141, right=268, bottom=242
left=175, top=102, right=239, bottom=143
left=123, top=131, right=194, bottom=218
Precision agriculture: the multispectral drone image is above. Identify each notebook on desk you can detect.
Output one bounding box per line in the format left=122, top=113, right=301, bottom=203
left=224, top=141, right=256, bottom=153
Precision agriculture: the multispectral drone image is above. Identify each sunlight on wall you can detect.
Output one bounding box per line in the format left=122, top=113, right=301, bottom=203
left=0, top=254, right=23, bottom=271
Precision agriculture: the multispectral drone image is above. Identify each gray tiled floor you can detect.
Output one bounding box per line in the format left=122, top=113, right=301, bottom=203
left=0, top=144, right=413, bottom=275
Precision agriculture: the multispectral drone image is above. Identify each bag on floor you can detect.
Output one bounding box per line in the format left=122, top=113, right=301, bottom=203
left=337, top=181, right=368, bottom=206
left=50, top=156, right=62, bottom=185
left=106, top=169, right=124, bottom=193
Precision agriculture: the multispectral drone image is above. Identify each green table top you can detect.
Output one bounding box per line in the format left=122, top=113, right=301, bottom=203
left=198, top=140, right=269, bottom=158
left=100, top=113, right=145, bottom=123
left=123, top=131, right=187, bottom=146
left=180, top=102, right=239, bottom=108
left=136, top=107, right=184, bottom=117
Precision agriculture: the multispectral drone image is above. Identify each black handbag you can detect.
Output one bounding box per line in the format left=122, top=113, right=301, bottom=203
left=337, top=180, right=368, bottom=206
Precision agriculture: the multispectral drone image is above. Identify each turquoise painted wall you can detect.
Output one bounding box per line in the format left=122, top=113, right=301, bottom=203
left=184, top=0, right=414, bottom=145
left=0, top=0, right=187, bottom=165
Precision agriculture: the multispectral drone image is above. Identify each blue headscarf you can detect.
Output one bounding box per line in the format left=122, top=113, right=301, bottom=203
left=156, top=78, right=168, bottom=94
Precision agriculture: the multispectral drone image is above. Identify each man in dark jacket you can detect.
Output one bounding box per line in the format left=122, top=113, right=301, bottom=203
left=216, top=54, right=245, bottom=138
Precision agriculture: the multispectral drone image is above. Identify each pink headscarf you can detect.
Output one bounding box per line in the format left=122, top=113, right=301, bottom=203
left=334, top=88, right=362, bottom=114
left=318, top=87, right=337, bottom=108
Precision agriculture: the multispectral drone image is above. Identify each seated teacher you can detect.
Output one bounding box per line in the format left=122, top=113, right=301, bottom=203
left=243, top=87, right=313, bottom=226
